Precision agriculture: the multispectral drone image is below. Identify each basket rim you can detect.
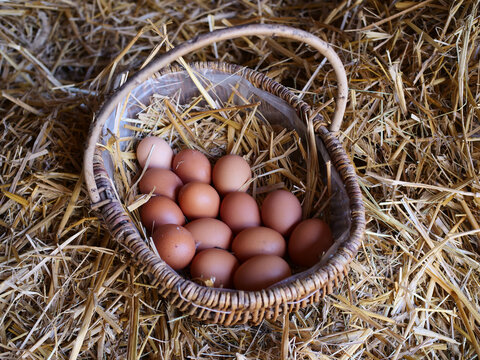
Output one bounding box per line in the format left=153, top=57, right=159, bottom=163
left=88, top=60, right=365, bottom=325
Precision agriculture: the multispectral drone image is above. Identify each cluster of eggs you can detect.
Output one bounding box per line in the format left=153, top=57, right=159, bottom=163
left=136, top=136, right=333, bottom=291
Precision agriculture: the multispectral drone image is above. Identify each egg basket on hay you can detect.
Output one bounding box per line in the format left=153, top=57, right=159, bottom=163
left=84, top=24, right=365, bottom=326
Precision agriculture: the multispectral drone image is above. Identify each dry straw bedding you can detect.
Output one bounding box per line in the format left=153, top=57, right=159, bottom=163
left=0, top=0, right=479, bottom=359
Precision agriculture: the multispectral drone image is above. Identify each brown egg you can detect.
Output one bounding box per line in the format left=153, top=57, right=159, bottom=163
left=136, top=136, right=173, bottom=169
left=233, top=255, right=291, bottom=291
left=232, top=227, right=286, bottom=262
left=212, top=154, right=251, bottom=195
left=178, top=182, right=220, bottom=219
left=261, top=190, right=302, bottom=236
left=190, top=249, right=239, bottom=288
left=172, top=149, right=211, bottom=184
left=140, top=196, right=185, bottom=232
left=288, top=219, right=333, bottom=267
left=138, top=168, right=183, bottom=200
left=184, top=218, right=232, bottom=251
left=220, top=192, right=260, bottom=233
left=152, top=224, right=195, bottom=270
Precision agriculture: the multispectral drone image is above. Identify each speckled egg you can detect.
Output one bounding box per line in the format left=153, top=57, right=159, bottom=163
left=152, top=224, right=195, bottom=270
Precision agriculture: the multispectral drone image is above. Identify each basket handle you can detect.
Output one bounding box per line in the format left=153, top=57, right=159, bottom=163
left=85, top=24, right=348, bottom=204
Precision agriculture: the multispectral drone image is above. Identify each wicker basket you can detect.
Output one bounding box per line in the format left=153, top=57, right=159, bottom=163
left=84, top=24, right=365, bottom=325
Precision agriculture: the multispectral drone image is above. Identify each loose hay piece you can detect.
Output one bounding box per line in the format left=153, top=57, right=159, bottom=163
left=0, top=0, right=479, bottom=359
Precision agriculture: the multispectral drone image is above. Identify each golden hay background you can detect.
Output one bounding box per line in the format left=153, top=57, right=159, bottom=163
left=1, top=0, right=479, bottom=359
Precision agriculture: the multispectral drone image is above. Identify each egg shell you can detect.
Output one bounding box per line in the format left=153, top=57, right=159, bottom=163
left=184, top=218, right=232, bottom=251
left=232, top=226, right=286, bottom=262
left=212, top=154, right=251, bottom=195
left=172, top=149, right=211, bottom=184
left=138, top=168, right=183, bottom=200
left=233, top=255, right=291, bottom=291
left=178, top=182, right=220, bottom=219
left=136, top=136, right=173, bottom=169
left=288, top=219, right=333, bottom=267
left=152, top=224, right=195, bottom=270
left=261, top=190, right=302, bottom=236
left=190, top=249, right=239, bottom=288
left=140, top=196, right=185, bottom=232
left=220, top=192, right=260, bottom=233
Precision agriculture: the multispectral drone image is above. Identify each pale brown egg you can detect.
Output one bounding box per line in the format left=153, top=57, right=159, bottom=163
left=232, top=226, right=286, bottom=262
left=233, top=255, right=291, bottom=291
left=184, top=218, right=232, bottom=251
left=152, top=224, right=195, bottom=270
left=136, top=136, right=173, bottom=169
left=190, top=249, right=239, bottom=288
left=212, top=154, right=251, bottom=195
left=219, top=192, right=260, bottom=233
left=140, top=196, right=185, bottom=232
left=261, top=190, right=302, bottom=236
left=138, top=168, right=183, bottom=200
left=172, top=149, right=211, bottom=184
left=288, top=219, right=333, bottom=267
left=178, top=182, right=220, bottom=219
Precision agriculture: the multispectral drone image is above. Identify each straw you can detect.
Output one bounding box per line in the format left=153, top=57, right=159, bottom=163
left=1, top=0, right=479, bottom=359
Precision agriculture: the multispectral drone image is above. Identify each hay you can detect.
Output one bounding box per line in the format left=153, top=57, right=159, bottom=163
left=1, top=1, right=479, bottom=359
